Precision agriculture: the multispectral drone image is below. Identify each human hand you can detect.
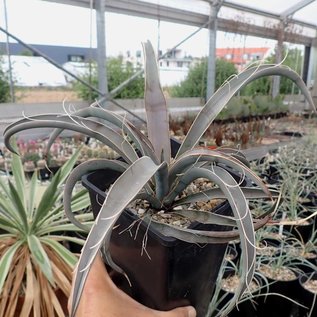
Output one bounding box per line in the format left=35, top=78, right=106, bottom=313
left=69, top=254, right=196, bottom=317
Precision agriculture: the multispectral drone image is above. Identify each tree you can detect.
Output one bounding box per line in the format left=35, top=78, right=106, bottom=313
left=0, top=57, right=10, bottom=103
left=241, top=46, right=303, bottom=96
left=240, top=73, right=272, bottom=96
left=169, top=57, right=237, bottom=99
left=73, top=56, right=144, bottom=102
left=279, top=47, right=303, bottom=94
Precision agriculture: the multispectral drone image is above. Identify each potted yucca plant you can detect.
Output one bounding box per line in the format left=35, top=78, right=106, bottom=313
left=0, top=141, right=93, bottom=316
left=255, top=240, right=304, bottom=317
left=3, top=41, right=316, bottom=317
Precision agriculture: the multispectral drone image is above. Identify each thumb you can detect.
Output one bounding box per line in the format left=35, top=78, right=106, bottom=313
left=167, top=306, right=196, bottom=317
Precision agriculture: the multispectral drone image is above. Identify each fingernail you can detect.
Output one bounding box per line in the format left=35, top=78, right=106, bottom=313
left=187, top=306, right=196, bottom=317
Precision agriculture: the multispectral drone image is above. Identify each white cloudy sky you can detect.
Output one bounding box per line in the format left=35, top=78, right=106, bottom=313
left=1, top=0, right=311, bottom=57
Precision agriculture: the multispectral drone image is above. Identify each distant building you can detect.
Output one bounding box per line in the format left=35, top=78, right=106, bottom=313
left=0, top=42, right=97, bottom=86
left=158, top=49, right=193, bottom=87
left=1, top=55, right=69, bottom=86
left=216, top=47, right=272, bottom=71
left=0, top=42, right=97, bottom=64
left=123, top=48, right=194, bottom=87
left=158, top=48, right=192, bottom=69
left=0, top=42, right=272, bottom=87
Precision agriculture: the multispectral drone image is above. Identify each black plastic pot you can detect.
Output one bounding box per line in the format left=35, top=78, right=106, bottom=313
left=297, top=271, right=317, bottom=316
left=295, top=253, right=317, bottom=274
left=257, top=159, right=280, bottom=185
left=255, top=267, right=300, bottom=317
left=82, top=169, right=232, bottom=317
left=283, top=218, right=314, bottom=244
left=302, top=191, right=317, bottom=207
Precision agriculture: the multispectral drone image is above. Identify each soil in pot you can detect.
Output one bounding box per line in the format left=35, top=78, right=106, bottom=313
left=256, top=240, right=280, bottom=257
left=228, top=240, right=241, bottom=263
left=285, top=247, right=317, bottom=274
left=217, top=270, right=262, bottom=317
left=224, top=246, right=238, bottom=268
left=82, top=169, right=233, bottom=317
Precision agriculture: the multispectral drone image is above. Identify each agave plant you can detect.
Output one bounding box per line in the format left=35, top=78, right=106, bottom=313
left=3, top=41, right=316, bottom=317
left=0, top=142, right=93, bottom=316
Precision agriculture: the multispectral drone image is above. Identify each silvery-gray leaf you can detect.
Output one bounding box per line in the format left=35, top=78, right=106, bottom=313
left=143, top=40, right=171, bottom=163
left=45, top=107, right=157, bottom=162
left=4, top=115, right=139, bottom=164
left=172, top=187, right=278, bottom=207
left=69, top=156, right=163, bottom=317
left=63, top=159, right=128, bottom=231
left=167, top=148, right=270, bottom=204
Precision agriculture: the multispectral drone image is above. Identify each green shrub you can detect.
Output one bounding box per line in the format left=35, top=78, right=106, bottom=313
left=0, top=56, right=10, bottom=103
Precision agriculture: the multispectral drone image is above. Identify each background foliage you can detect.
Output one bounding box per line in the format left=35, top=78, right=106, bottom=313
left=73, top=56, right=144, bottom=102
left=169, top=58, right=237, bottom=99
left=0, top=56, right=10, bottom=103
left=240, top=47, right=303, bottom=96
left=169, top=46, right=303, bottom=99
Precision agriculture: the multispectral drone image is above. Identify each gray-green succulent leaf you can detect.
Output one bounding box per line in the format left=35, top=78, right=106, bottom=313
left=172, top=187, right=277, bottom=208
left=4, top=114, right=139, bottom=164
left=70, top=156, right=164, bottom=317
left=45, top=106, right=158, bottom=162
left=63, top=159, right=129, bottom=231
left=168, top=148, right=271, bottom=199
left=143, top=40, right=171, bottom=164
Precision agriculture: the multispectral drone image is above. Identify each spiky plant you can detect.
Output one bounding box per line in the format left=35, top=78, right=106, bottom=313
left=0, top=143, right=93, bottom=316
left=4, top=41, right=316, bottom=317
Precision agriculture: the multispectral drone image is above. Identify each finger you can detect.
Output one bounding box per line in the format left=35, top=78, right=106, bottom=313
left=68, top=254, right=106, bottom=313
left=84, top=254, right=109, bottom=287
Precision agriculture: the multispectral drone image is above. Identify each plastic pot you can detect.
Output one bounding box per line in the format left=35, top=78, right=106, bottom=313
left=295, top=253, right=317, bottom=274
left=302, top=191, right=317, bottom=207
left=283, top=218, right=314, bottom=244
left=297, top=271, right=317, bottom=316
left=255, top=266, right=300, bottom=317
left=82, top=169, right=232, bottom=317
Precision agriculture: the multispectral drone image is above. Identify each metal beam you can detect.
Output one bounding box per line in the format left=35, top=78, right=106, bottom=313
left=206, top=0, right=223, bottom=100
left=105, top=0, right=317, bottom=33
left=280, top=0, right=316, bottom=19
left=0, top=26, right=103, bottom=95
left=272, top=22, right=285, bottom=98
left=217, top=18, right=313, bottom=46
left=224, top=0, right=316, bottom=29
left=42, top=0, right=316, bottom=47
left=3, top=0, right=15, bottom=102
left=104, top=0, right=314, bottom=46
left=43, top=0, right=317, bottom=31
left=96, top=0, right=108, bottom=98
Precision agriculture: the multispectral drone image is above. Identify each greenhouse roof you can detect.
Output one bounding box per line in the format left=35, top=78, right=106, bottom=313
left=42, top=0, right=317, bottom=46
left=43, top=0, right=317, bottom=25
